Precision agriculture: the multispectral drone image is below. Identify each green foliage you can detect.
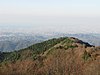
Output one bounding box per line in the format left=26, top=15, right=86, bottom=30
left=27, top=37, right=67, bottom=54
left=67, top=45, right=76, bottom=49
left=0, top=37, right=67, bottom=62
left=82, top=51, right=91, bottom=61
left=0, top=37, right=76, bottom=63
left=59, top=38, right=76, bottom=50
left=62, top=38, right=74, bottom=44
left=3, top=51, right=20, bottom=62
left=32, top=53, right=37, bottom=60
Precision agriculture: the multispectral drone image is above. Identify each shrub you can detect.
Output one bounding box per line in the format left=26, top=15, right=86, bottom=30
left=82, top=51, right=91, bottom=61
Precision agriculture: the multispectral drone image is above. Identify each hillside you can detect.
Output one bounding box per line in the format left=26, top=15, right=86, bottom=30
left=0, top=37, right=100, bottom=75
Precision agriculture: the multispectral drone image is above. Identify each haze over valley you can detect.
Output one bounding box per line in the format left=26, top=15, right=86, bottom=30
left=1, top=31, right=100, bottom=52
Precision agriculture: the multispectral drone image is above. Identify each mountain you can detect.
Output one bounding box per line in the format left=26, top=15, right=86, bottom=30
left=1, top=32, right=100, bottom=52
left=0, top=37, right=99, bottom=75
left=65, top=33, right=100, bottom=46
left=41, top=32, right=100, bottom=46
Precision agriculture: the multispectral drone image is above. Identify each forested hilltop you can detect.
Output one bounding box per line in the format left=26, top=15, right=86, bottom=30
left=0, top=37, right=100, bottom=75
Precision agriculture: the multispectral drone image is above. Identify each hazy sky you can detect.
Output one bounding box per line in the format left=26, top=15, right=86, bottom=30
left=0, top=0, right=100, bottom=33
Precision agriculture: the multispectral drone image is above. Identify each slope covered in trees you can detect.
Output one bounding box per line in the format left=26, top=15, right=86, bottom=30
left=0, top=37, right=100, bottom=75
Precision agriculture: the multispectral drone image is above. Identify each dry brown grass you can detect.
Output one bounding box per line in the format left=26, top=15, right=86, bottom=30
left=0, top=39, right=100, bottom=75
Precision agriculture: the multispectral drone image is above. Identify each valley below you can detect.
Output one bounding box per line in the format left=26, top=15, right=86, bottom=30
left=1, top=32, right=100, bottom=52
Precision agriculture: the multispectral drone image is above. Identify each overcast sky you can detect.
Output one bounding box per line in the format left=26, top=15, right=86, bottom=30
left=0, top=0, right=100, bottom=33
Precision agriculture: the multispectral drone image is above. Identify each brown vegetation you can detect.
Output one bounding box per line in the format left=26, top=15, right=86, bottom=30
left=0, top=37, right=100, bottom=75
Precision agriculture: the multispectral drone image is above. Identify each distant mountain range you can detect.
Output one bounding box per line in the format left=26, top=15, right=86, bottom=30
left=0, top=32, right=100, bottom=52
left=0, top=32, right=48, bottom=52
